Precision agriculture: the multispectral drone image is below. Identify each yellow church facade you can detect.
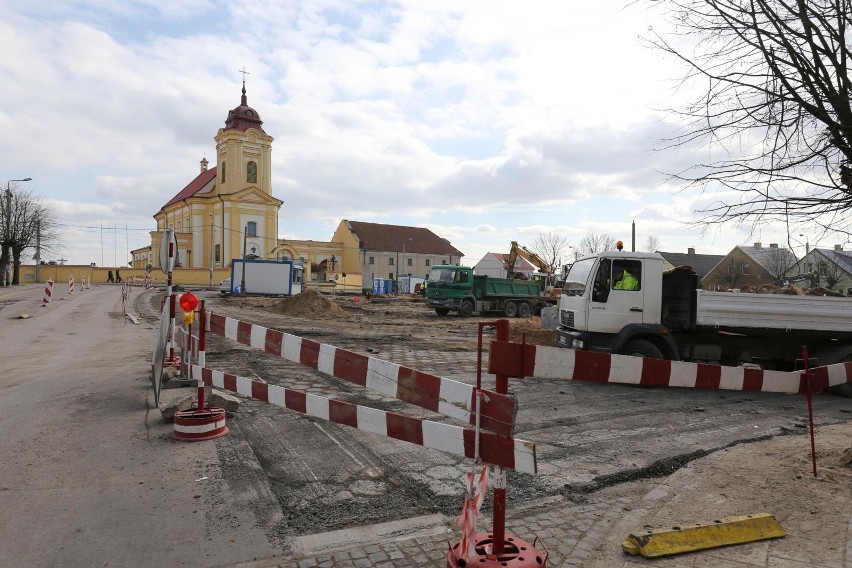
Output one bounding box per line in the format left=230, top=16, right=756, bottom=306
left=138, top=82, right=282, bottom=278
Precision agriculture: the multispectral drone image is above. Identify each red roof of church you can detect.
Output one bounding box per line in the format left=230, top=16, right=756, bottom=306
left=161, top=166, right=217, bottom=210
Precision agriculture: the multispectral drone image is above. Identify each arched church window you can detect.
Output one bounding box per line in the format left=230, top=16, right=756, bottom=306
left=247, top=161, right=257, bottom=183
left=221, top=162, right=226, bottom=182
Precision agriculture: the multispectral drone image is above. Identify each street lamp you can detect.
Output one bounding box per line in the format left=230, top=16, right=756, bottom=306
left=4, top=177, right=32, bottom=286
left=799, top=234, right=809, bottom=256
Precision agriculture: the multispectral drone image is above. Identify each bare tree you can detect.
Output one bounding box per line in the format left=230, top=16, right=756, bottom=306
left=823, top=260, right=844, bottom=290
left=577, top=232, right=616, bottom=255
left=648, top=1, right=852, bottom=234
left=762, top=247, right=796, bottom=283
left=643, top=234, right=660, bottom=253
left=529, top=232, right=570, bottom=273
left=3, top=188, right=57, bottom=285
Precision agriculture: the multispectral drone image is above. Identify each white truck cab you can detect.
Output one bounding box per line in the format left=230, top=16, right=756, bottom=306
left=557, top=251, right=671, bottom=356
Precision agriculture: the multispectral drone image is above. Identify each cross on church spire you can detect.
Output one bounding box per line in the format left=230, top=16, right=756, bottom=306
left=238, top=66, right=250, bottom=105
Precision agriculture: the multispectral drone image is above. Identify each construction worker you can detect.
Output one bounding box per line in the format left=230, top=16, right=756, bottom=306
left=613, top=266, right=638, bottom=290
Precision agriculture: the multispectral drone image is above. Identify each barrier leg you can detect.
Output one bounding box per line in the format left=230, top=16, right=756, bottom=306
left=447, top=319, right=547, bottom=567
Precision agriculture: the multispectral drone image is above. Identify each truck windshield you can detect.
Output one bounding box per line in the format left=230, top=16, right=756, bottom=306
left=428, top=267, right=456, bottom=284
left=563, top=258, right=596, bottom=296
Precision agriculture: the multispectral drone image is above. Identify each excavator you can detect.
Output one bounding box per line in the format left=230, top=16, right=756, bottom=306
left=506, top=241, right=563, bottom=299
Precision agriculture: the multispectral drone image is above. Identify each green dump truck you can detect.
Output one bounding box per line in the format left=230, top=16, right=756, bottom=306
left=424, top=265, right=544, bottom=317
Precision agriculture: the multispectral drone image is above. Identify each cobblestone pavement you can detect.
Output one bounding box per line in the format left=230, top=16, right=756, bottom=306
left=225, top=422, right=850, bottom=568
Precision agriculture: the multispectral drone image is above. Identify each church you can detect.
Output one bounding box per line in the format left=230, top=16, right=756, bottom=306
left=132, top=81, right=464, bottom=292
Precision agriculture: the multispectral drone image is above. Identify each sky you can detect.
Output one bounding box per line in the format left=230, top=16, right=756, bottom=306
left=0, top=0, right=840, bottom=268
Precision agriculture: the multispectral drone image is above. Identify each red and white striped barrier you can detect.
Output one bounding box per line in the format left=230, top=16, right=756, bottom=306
left=68, top=275, right=75, bottom=294
left=172, top=407, right=228, bottom=441
left=42, top=280, right=54, bottom=306
left=457, top=465, right=488, bottom=558
left=207, top=313, right=517, bottom=436
left=189, top=364, right=537, bottom=473
left=488, top=342, right=852, bottom=394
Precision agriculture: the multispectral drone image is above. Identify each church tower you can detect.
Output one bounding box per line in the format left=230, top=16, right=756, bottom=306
left=151, top=78, right=282, bottom=273
left=215, top=80, right=274, bottom=196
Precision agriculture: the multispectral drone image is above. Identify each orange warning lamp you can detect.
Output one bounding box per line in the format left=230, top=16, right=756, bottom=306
left=179, top=291, right=198, bottom=312
left=616, top=240, right=624, bottom=251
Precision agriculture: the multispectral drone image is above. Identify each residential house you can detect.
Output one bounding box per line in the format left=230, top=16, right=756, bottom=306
left=658, top=248, right=725, bottom=281
left=326, top=220, right=463, bottom=292
left=701, top=243, right=796, bottom=290
left=783, top=245, right=852, bottom=293
left=474, top=253, right=535, bottom=279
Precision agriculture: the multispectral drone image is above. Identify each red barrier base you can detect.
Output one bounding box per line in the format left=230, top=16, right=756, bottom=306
left=163, top=356, right=181, bottom=368
left=447, top=534, right=548, bottom=567
left=172, top=407, right=229, bottom=442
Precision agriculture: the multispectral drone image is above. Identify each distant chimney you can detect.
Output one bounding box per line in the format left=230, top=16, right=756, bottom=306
left=836, top=244, right=843, bottom=251
left=769, top=243, right=778, bottom=249
left=688, top=247, right=695, bottom=255
left=754, top=242, right=762, bottom=249
left=200, top=157, right=209, bottom=173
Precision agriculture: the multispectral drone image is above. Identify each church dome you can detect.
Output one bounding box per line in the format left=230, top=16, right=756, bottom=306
left=224, top=82, right=265, bottom=133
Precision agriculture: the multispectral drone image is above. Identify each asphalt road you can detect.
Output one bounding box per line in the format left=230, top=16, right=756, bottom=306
left=1, top=283, right=848, bottom=567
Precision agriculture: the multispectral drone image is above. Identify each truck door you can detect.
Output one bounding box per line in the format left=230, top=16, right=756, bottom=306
left=587, top=258, right=645, bottom=333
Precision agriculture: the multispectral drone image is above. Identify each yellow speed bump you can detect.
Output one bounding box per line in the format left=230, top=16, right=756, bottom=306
left=622, top=513, right=786, bottom=558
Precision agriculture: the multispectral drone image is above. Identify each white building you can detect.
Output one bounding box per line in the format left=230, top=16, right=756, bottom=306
left=473, top=252, right=535, bottom=279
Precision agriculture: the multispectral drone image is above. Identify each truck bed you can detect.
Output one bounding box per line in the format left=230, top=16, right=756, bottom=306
left=696, top=290, right=852, bottom=334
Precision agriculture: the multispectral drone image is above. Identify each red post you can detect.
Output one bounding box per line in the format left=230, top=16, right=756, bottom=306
left=802, top=347, right=818, bottom=477
left=490, top=319, right=510, bottom=556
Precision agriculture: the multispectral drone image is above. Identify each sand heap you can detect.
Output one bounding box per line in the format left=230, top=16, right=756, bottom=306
left=271, top=289, right=348, bottom=319
left=508, top=316, right=556, bottom=347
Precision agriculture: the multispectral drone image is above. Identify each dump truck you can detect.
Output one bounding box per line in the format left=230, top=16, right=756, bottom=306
left=425, top=265, right=543, bottom=317
left=555, top=250, right=852, bottom=375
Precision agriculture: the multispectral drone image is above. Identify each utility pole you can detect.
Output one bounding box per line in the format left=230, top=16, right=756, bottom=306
left=35, top=217, right=41, bottom=283
left=241, top=226, right=247, bottom=294
left=209, top=216, right=214, bottom=289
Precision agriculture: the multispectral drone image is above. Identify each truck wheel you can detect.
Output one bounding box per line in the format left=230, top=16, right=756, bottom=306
left=503, top=302, right=518, bottom=318
left=459, top=300, right=475, bottom=317
left=518, top=302, right=531, bottom=318
left=621, top=339, right=663, bottom=359
left=434, top=307, right=450, bottom=316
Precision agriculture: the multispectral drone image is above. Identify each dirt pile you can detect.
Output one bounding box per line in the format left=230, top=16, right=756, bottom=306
left=508, top=317, right=556, bottom=347
left=271, top=289, right=349, bottom=319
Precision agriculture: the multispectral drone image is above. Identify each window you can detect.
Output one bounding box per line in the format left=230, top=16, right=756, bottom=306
left=442, top=259, right=448, bottom=265
left=407, top=258, right=413, bottom=267
left=611, top=260, right=641, bottom=291
left=215, top=244, right=220, bottom=262
left=389, top=257, right=395, bottom=266
left=247, top=161, right=257, bottom=183
left=818, top=262, right=828, bottom=275
left=221, top=162, right=226, bottom=182
left=741, top=264, right=749, bottom=275
left=369, top=256, right=375, bottom=265
left=389, top=272, right=394, bottom=280
left=246, top=221, right=257, bottom=237
left=425, top=259, right=430, bottom=266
